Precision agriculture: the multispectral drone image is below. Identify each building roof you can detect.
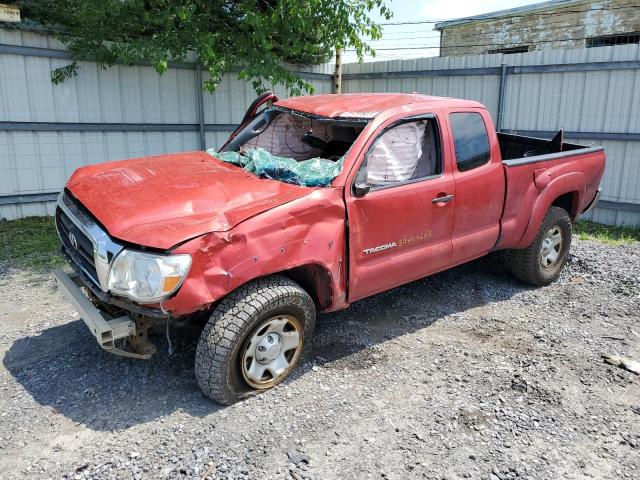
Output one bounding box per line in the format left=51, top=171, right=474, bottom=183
left=275, top=93, right=483, bottom=118
left=434, top=0, right=582, bottom=30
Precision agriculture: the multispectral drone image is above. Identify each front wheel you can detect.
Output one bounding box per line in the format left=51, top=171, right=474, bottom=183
left=507, top=206, right=572, bottom=286
left=195, top=276, right=315, bottom=405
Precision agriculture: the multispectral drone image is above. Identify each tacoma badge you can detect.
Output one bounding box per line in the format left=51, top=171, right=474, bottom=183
left=363, top=242, right=397, bottom=255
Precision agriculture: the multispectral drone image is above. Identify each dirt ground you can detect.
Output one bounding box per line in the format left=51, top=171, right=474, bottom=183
left=0, top=238, right=638, bottom=480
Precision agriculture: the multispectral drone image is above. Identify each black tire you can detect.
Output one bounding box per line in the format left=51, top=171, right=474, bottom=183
left=507, top=206, right=572, bottom=286
left=195, top=276, right=315, bottom=405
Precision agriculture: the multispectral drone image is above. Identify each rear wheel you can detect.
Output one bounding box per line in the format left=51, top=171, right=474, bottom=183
left=195, top=276, right=315, bottom=405
left=507, top=206, right=572, bottom=286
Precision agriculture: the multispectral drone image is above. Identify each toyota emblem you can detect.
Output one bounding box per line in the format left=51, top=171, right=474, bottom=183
left=68, top=231, right=78, bottom=250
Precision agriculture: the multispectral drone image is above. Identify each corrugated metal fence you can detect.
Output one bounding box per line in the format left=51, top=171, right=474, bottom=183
left=1, top=27, right=639, bottom=225
left=0, top=27, right=334, bottom=219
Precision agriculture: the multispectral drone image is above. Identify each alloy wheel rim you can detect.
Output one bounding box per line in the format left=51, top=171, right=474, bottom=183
left=241, top=315, right=303, bottom=389
left=540, top=226, right=563, bottom=268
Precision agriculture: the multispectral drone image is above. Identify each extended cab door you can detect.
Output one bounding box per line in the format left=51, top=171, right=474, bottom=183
left=447, top=110, right=505, bottom=265
left=345, top=113, right=456, bottom=301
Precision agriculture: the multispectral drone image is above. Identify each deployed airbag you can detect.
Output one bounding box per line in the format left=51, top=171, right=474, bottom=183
left=208, top=148, right=343, bottom=187
left=366, top=122, right=426, bottom=186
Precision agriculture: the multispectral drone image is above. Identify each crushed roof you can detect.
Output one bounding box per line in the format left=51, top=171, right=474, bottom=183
left=275, top=93, right=483, bottom=118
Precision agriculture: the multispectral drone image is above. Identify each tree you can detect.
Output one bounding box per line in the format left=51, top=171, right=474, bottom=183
left=11, top=0, right=391, bottom=95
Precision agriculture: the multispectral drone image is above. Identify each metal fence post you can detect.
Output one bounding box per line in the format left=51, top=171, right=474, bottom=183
left=195, top=64, right=206, bottom=150
left=334, top=48, right=342, bottom=94
left=496, top=62, right=508, bottom=132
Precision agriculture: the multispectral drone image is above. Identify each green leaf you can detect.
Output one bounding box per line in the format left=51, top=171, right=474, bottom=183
left=51, top=62, right=79, bottom=84
left=154, top=59, right=168, bottom=75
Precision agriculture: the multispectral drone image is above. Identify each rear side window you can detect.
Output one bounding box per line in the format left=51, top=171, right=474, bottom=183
left=450, top=112, right=490, bottom=172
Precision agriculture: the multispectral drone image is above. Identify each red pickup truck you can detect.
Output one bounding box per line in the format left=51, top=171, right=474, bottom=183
left=54, top=93, right=605, bottom=404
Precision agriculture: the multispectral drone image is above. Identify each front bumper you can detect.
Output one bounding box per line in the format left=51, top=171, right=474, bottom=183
left=54, top=269, right=154, bottom=359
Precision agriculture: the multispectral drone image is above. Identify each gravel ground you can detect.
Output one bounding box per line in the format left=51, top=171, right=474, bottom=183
left=0, top=238, right=639, bottom=480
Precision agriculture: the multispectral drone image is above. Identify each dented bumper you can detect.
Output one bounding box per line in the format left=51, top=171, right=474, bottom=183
left=53, top=269, right=145, bottom=357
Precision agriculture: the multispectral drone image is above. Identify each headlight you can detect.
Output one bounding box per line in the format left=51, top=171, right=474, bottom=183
left=107, top=250, right=191, bottom=303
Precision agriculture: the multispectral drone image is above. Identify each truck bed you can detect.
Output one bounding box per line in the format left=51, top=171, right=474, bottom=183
left=495, top=132, right=606, bottom=250
left=497, top=131, right=585, bottom=162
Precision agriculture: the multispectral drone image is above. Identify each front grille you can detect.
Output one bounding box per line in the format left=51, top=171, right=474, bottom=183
left=56, top=205, right=99, bottom=285
left=55, top=191, right=124, bottom=291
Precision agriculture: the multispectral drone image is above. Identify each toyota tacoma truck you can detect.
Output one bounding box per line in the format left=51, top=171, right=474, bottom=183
left=54, top=93, right=605, bottom=404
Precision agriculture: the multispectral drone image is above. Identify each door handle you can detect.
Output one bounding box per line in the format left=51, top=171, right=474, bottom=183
left=432, top=194, right=454, bottom=204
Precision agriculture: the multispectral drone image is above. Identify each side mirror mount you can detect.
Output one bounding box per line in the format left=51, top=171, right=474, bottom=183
left=353, top=181, right=371, bottom=198
left=353, top=166, right=370, bottom=197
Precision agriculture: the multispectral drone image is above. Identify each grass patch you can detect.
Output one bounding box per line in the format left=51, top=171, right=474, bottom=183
left=0, top=216, right=637, bottom=272
left=573, top=220, right=640, bottom=245
left=0, top=216, right=65, bottom=271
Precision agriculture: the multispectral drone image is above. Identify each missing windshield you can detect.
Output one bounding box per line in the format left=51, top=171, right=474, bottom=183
left=210, top=108, right=368, bottom=187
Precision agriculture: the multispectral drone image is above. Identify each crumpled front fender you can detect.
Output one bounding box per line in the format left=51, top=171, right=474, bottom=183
left=160, top=189, right=348, bottom=317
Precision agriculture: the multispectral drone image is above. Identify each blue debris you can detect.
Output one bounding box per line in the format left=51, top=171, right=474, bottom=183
left=207, top=148, right=343, bottom=187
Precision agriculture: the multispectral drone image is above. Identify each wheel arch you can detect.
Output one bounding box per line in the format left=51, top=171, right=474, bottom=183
left=551, top=191, right=580, bottom=220
left=275, top=263, right=335, bottom=311
left=200, top=262, right=336, bottom=315
left=515, top=172, right=585, bottom=249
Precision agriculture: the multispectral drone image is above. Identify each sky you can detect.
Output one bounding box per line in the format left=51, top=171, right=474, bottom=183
left=342, top=0, right=545, bottom=62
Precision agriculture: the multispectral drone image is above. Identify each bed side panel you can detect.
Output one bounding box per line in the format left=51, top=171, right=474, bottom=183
left=497, top=148, right=605, bottom=249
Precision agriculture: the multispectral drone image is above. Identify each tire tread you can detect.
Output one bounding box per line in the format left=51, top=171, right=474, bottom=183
left=507, top=206, right=572, bottom=286
left=195, top=276, right=315, bottom=405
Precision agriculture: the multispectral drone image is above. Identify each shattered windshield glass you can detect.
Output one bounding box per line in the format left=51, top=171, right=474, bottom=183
left=207, top=148, right=344, bottom=187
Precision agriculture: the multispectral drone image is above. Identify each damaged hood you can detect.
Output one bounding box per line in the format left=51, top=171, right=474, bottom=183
left=66, top=151, right=313, bottom=249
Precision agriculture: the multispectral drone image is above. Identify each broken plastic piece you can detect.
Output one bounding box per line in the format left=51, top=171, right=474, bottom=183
left=207, top=148, right=343, bottom=187
left=602, top=353, right=640, bottom=375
